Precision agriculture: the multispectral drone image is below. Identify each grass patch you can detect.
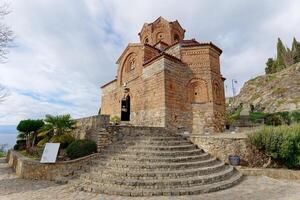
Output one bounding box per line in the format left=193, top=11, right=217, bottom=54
left=266, top=74, right=277, bottom=82
left=276, top=99, right=286, bottom=107
left=250, top=93, right=261, bottom=101
left=273, top=87, right=288, bottom=95
left=0, top=152, right=5, bottom=158
left=288, top=99, right=300, bottom=104
left=250, top=112, right=267, bottom=123
left=18, top=148, right=43, bottom=160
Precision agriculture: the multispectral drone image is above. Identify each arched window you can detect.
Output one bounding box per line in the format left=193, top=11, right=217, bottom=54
left=188, top=79, right=208, bottom=103
left=125, top=53, right=136, bottom=72
left=128, top=57, right=135, bottom=71
left=213, top=81, right=222, bottom=104
left=144, top=37, right=149, bottom=44
left=156, top=32, right=164, bottom=41
left=174, top=34, right=180, bottom=42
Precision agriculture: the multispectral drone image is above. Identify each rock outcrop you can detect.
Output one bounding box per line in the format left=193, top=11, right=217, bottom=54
left=232, top=62, right=300, bottom=113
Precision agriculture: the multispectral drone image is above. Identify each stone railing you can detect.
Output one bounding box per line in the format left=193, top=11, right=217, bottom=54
left=73, top=115, right=109, bottom=140
left=6, top=150, right=101, bottom=180
left=189, top=132, right=268, bottom=166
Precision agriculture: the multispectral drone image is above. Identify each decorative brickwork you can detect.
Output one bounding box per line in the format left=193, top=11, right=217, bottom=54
left=101, top=17, right=226, bottom=134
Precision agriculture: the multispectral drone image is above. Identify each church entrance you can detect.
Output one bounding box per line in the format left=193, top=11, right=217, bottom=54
left=121, top=95, right=130, bottom=121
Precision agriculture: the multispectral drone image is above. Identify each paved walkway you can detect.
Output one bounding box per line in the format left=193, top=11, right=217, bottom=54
left=1, top=158, right=300, bottom=200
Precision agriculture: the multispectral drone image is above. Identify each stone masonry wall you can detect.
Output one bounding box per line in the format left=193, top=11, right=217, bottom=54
left=6, top=150, right=101, bottom=180
left=190, top=134, right=251, bottom=164
left=72, top=115, right=110, bottom=151
left=72, top=115, right=109, bottom=140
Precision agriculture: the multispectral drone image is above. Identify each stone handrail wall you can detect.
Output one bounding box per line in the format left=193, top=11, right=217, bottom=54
left=189, top=133, right=268, bottom=166
left=6, top=150, right=101, bottom=180
left=73, top=115, right=110, bottom=140
left=190, top=134, right=249, bottom=163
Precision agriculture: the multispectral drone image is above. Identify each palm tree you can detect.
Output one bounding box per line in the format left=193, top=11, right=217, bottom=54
left=37, top=114, right=76, bottom=147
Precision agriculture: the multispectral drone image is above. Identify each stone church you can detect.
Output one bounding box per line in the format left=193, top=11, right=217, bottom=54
left=100, top=17, right=226, bottom=134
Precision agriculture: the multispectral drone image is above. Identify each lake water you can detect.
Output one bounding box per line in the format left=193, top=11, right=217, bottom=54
left=0, top=133, right=17, bottom=151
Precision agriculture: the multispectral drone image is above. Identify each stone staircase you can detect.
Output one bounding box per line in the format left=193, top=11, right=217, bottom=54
left=72, top=129, right=243, bottom=196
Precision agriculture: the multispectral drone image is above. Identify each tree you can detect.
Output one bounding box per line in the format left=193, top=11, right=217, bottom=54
left=37, top=114, right=76, bottom=148
left=292, top=37, right=300, bottom=63
left=0, top=3, right=13, bottom=63
left=17, top=119, right=44, bottom=149
left=265, top=58, right=275, bottom=74
left=275, top=38, right=286, bottom=71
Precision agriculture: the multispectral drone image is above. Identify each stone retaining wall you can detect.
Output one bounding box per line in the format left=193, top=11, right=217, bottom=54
left=73, top=115, right=109, bottom=140
left=190, top=134, right=252, bottom=165
left=6, top=150, right=101, bottom=180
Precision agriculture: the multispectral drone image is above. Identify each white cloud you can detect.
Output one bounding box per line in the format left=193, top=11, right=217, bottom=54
left=1, top=0, right=300, bottom=125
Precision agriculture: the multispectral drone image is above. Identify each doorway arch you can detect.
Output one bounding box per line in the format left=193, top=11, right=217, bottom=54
left=121, top=95, right=130, bottom=121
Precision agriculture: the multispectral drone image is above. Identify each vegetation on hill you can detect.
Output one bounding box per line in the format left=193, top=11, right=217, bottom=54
left=232, top=62, right=300, bottom=113
left=265, top=37, right=300, bottom=74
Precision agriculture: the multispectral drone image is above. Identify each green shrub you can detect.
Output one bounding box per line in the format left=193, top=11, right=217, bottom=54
left=14, top=140, right=26, bottom=151
left=249, top=112, right=267, bottom=123
left=66, top=139, right=97, bottom=159
left=289, top=111, right=300, bottom=123
left=0, top=152, right=5, bottom=158
left=264, top=111, right=299, bottom=126
left=51, top=133, right=75, bottom=149
left=248, top=124, right=300, bottom=168
left=265, top=113, right=285, bottom=126
left=110, top=115, right=120, bottom=125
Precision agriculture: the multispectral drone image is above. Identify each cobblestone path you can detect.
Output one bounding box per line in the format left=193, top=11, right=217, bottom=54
left=1, top=158, right=300, bottom=200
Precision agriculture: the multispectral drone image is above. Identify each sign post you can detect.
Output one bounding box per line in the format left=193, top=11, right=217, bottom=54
left=40, top=143, right=60, bottom=163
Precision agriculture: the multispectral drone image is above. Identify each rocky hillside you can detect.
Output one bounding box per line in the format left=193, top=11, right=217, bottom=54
left=232, top=62, right=300, bottom=113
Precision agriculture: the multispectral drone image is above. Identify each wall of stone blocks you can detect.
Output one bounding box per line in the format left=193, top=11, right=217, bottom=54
left=72, top=115, right=109, bottom=140
left=189, top=134, right=265, bottom=166
left=6, top=150, right=101, bottom=180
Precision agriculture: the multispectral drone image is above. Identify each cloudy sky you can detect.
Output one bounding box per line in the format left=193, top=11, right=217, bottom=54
left=0, top=0, right=299, bottom=126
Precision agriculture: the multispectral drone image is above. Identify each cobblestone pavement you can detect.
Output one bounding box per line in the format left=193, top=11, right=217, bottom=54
left=1, top=158, right=300, bottom=200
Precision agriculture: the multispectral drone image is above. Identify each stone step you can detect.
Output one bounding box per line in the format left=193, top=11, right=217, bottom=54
left=89, top=161, right=227, bottom=179
left=118, top=136, right=187, bottom=141
left=101, top=148, right=204, bottom=157
left=98, top=152, right=211, bottom=163
left=82, top=165, right=235, bottom=188
left=78, top=171, right=243, bottom=196
left=115, top=140, right=192, bottom=146
left=94, top=157, right=218, bottom=170
left=105, top=144, right=198, bottom=151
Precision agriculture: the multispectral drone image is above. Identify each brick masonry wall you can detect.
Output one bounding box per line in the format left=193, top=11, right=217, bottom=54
left=101, top=18, right=226, bottom=134
left=6, top=150, right=101, bottom=180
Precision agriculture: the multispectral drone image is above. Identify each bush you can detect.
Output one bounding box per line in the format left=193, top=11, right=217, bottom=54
left=248, top=124, right=300, bottom=168
left=51, top=133, right=75, bottom=149
left=289, top=111, right=300, bottom=123
left=14, top=140, right=26, bottom=151
left=66, top=139, right=97, bottom=159
left=249, top=112, right=267, bottom=123
left=250, top=111, right=300, bottom=126
left=265, top=113, right=285, bottom=126
left=110, top=115, right=120, bottom=125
